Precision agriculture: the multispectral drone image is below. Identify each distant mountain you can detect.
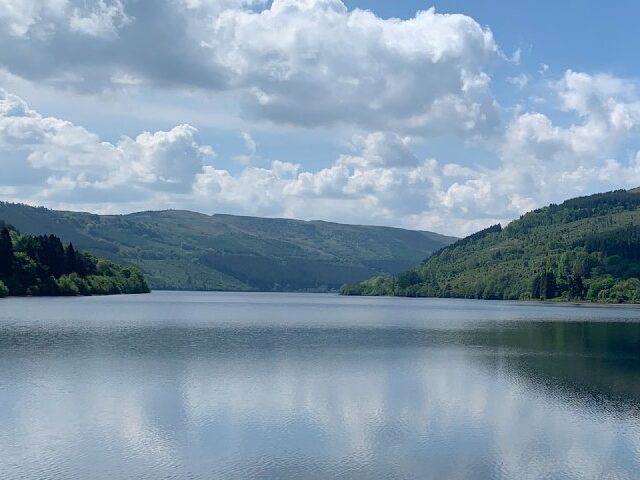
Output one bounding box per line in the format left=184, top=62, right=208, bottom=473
left=0, top=203, right=456, bottom=292
left=343, top=188, right=640, bottom=303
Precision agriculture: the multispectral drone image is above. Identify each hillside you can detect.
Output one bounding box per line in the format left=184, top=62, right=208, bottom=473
left=342, top=189, right=640, bottom=303
left=0, top=203, right=455, bottom=292
left=0, top=223, right=148, bottom=297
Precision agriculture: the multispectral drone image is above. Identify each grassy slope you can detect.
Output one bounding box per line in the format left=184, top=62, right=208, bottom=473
left=0, top=203, right=455, bottom=291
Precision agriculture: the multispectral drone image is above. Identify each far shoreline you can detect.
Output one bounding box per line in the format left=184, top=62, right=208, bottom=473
left=6, top=289, right=640, bottom=310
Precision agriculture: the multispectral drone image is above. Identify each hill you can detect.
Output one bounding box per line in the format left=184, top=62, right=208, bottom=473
left=0, top=223, right=148, bottom=297
left=0, top=203, right=456, bottom=292
left=342, top=189, right=640, bottom=303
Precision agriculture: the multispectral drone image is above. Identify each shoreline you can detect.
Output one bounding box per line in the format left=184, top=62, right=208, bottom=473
left=4, top=289, right=640, bottom=309
left=339, top=292, right=640, bottom=309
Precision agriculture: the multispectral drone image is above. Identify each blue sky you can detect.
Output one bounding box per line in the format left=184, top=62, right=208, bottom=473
left=0, top=0, right=639, bottom=235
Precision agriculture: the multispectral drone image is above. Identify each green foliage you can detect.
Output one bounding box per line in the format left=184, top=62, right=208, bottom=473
left=341, top=276, right=395, bottom=296
left=343, top=189, right=640, bottom=304
left=0, top=203, right=456, bottom=292
left=0, top=225, right=149, bottom=298
left=0, top=226, right=12, bottom=278
left=56, top=274, right=81, bottom=296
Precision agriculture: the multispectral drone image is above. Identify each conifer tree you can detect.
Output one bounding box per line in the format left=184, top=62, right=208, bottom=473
left=0, top=228, right=13, bottom=279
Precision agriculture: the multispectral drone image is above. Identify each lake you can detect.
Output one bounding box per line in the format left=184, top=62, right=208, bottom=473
left=1, top=291, right=640, bottom=479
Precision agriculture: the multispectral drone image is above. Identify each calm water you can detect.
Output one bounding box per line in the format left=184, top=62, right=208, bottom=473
left=1, top=292, right=640, bottom=479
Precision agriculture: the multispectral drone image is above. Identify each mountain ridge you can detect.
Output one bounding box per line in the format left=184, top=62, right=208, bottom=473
left=0, top=202, right=456, bottom=292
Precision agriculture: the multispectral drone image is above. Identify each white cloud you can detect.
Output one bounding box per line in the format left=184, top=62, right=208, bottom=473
left=240, top=132, right=256, bottom=156
left=503, top=70, right=640, bottom=167
left=0, top=92, right=482, bottom=233
left=0, top=0, right=500, bottom=137
left=0, top=0, right=67, bottom=37
left=0, top=0, right=130, bottom=39
left=339, top=132, right=418, bottom=169
left=207, top=3, right=500, bottom=134
left=0, top=88, right=214, bottom=197
left=507, top=73, right=528, bottom=90
left=509, top=48, right=522, bottom=65
left=3, top=67, right=640, bottom=237
left=69, top=0, right=131, bottom=38
left=434, top=70, right=640, bottom=223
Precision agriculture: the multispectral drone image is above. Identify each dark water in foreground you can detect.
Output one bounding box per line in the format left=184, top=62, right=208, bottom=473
left=1, top=292, right=640, bottom=479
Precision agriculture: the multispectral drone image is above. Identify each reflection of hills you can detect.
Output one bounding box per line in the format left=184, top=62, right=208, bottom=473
left=2, top=317, right=640, bottom=478
left=3, top=318, right=640, bottom=412
left=464, top=321, right=640, bottom=412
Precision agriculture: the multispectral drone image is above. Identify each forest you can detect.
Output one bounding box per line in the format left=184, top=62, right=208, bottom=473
left=0, top=202, right=455, bottom=292
left=342, top=189, right=640, bottom=304
left=0, top=222, right=148, bottom=298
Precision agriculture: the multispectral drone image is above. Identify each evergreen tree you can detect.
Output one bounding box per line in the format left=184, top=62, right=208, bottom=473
left=64, top=243, right=78, bottom=274
left=0, top=227, right=13, bottom=279
left=46, top=234, right=65, bottom=277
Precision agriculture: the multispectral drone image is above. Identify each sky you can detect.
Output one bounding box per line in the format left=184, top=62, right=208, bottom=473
left=1, top=0, right=640, bottom=236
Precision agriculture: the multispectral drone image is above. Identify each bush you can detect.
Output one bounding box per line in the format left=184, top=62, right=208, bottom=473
left=0, top=280, right=8, bottom=297
left=56, top=275, right=80, bottom=296
left=606, top=278, right=640, bottom=304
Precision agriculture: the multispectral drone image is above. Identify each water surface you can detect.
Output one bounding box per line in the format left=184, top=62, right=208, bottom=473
left=1, top=292, right=640, bottom=479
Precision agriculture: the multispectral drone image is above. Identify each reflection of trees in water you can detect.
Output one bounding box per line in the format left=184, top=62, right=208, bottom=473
left=3, top=319, right=640, bottom=413
left=2, top=319, right=640, bottom=479
left=465, top=321, right=640, bottom=414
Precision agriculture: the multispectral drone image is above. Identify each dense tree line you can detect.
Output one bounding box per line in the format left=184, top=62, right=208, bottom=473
left=342, top=189, right=640, bottom=304
left=0, top=222, right=148, bottom=298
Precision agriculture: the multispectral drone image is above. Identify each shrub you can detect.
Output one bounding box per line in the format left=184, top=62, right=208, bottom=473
left=56, top=275, right=80, bottom=296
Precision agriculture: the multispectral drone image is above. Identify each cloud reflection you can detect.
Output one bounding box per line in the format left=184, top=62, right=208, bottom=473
left=1, top=295, right=640, bottom=479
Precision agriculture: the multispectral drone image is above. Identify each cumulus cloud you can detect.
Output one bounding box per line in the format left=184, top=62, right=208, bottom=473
left=436, top=70, right=640, bottom=222
left=0, top=88, right=214, bottom=198
left=208, top=2, right=500, bottom=134
left=0, top=0, right=500, bottom=137
left=504, top=70, right=640, bottom=173
left=0, top=89, right=495, bottom=232
left=0, top=0, right=639, bottom=241
left=3, top=67, right=640, bottom=237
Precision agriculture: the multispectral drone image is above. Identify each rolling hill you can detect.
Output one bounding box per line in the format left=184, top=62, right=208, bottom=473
left=342, top=188, right=640, bottom=303
left=0, top=202, right=456, bottom=292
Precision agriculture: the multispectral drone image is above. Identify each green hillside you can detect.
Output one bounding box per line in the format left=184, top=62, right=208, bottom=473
left=0, top=203, right=455, bottom=292
left=342, top=189, right=640, bottom=303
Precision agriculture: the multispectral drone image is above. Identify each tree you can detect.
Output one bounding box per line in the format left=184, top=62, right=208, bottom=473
left=0, top=227, right=14, bottom=279
left=45, top=234, right=65, bottom=277
left=64, top=243, right=78, bottom=274
left=566, top=274, right=586, bottom=300
left=397, top=271, right=421, bottom=290
left=532, top=271, right=558, bottom=299
left=0, top=227, right=148, bottom=298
